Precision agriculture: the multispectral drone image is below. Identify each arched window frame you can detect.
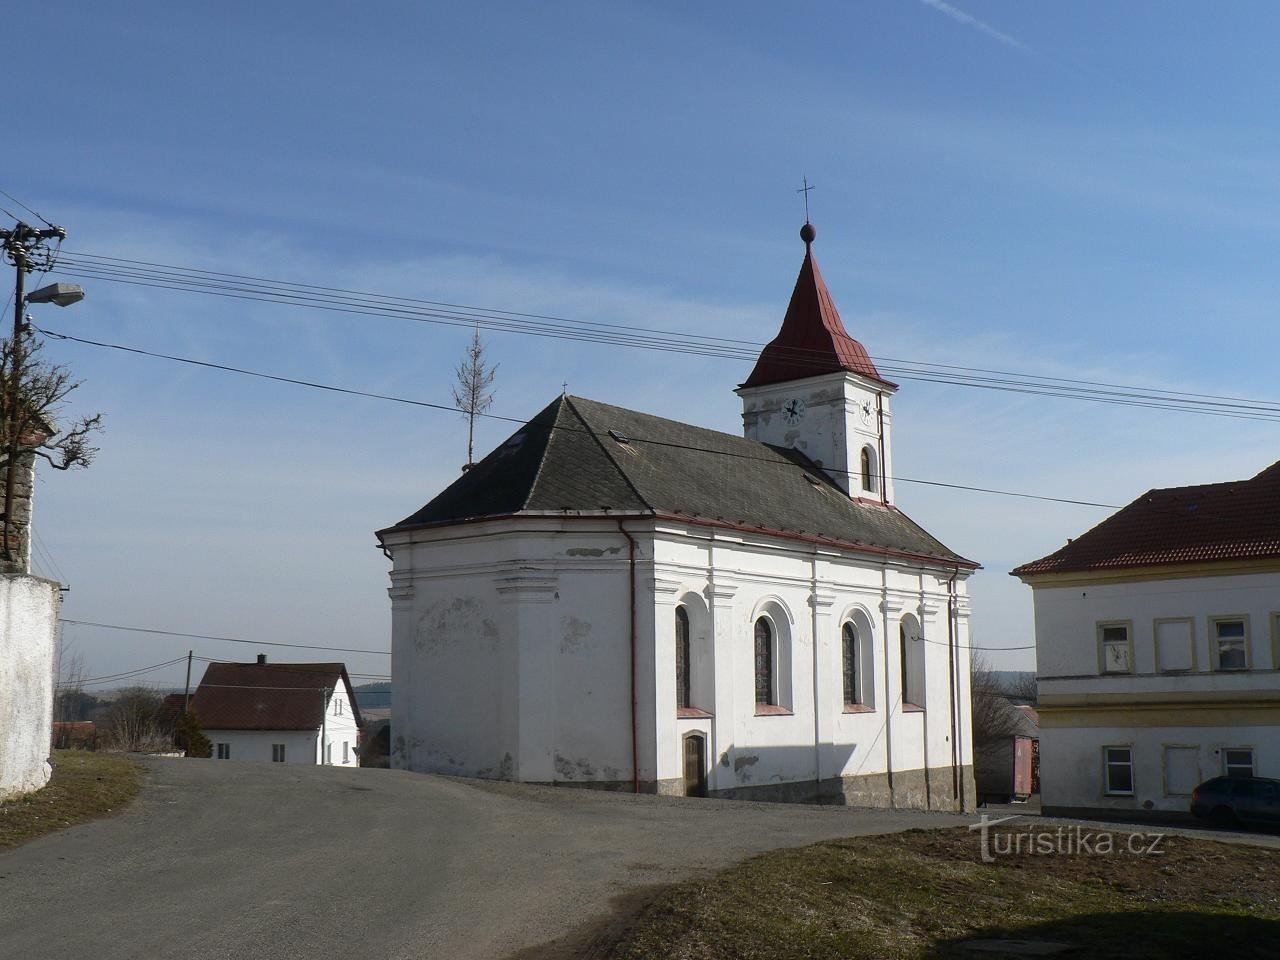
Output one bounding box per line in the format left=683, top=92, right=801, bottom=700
left=675, top=605, right=692, bottom=710
left=841, top=621, right=860, bottom=706
left=749, top=598, right=794, bottom=715
left=860, top=444, right=880, bottom=495
left=754, top=616, right=775, bottom=707
left=899, top=614, right=925, bottom=711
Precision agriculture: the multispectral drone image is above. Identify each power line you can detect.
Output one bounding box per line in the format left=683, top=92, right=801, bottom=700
left=58, top=618, right=391, bottom=655
left=0, top=187, right=55, bottom=228
left=36, top=326, right=1121, bottom=510
left=48, top=249, right=1280, bottom=422
left=59, top=656, right=190, bottom=687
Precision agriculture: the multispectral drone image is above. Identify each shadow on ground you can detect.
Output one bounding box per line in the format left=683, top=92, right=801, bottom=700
left=928, top=911, right=1280, bottom=960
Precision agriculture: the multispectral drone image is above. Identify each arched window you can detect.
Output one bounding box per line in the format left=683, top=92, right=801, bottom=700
left=860, top=446, right=874, bottom=493
left=754, top=617, right=775, bottom=706
left=900, top=616, right=925, bottom=709
left=675, top=606, right=691, bottom=709
left=842, top=622, right=859, bottom=705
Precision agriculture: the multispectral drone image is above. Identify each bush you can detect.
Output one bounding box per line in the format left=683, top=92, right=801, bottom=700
left=175, top=711, right=212, bottom=759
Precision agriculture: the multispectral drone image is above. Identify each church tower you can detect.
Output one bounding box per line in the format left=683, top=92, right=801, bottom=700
left=736, top=223, right=898, bottom=502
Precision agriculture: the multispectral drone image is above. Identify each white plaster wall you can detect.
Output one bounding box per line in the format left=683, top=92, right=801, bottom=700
left=1041, top=723, right=1278, bottom=813
left=1033, top=571, right=1280, bottom=682
left=322, top=685, right=361, bottom=766
left=651, top=530, right=971, bottom=798
left=205, top=730, right=318, bottom=764
left=738, top=371, right=896, bottom=501
left=385, top=515, right=972, bottom=803
left=0, top=575, right=59, bottom=799
left=1029, top=571, right=1280, bottom=813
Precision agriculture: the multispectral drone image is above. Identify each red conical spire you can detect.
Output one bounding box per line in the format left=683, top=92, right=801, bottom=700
left=742, top=224, right=894, bottom=389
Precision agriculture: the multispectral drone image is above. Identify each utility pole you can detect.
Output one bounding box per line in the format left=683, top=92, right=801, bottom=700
left=183, top=650, right=193, bottom=713
left=1, top=221, right=67, bottom=569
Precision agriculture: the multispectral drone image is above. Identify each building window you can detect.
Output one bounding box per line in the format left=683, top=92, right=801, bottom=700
left=1154, top=618, right=1194, bottom=672
left=675, top=606, right=691, bottom=710
left=343, top=741, right=350, bottom=764
left=754, top=617, right=775, bottom=706
left=1103, top=746, right=1134, bottom=795
left=326, top=743, right=333, bottom=765
left=1224, top=748, right=1255, bottom=778
left=272, top=743, right=286, bottom=763
left=860, top=447, right=874, bottom=493
left=216, top=743, right=230, bottom=760
left=842, top=622, right=859, bottom=706
left=1212, top=617, right=1248, bottom=670
left=899, top=617, right=924, bottom=709
left=334, top=698, right=343, bottom=716
left=1098, top=623, right=1132, bottom=674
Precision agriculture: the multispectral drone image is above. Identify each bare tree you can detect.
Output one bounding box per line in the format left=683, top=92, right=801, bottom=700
left=103, top=687, right=168, bottom=753
left=1, top=331, right=103, bottom=571
left=970, top=652, right=1023, bottom=745
left=451, top=327, right=497, bottom=469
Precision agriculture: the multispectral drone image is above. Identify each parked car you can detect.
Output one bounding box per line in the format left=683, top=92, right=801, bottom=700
left=1190, top=776, right=1280, bottom=828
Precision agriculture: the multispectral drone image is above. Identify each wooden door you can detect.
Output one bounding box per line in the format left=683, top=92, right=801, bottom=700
left=683, top=733, right=707, bottom=797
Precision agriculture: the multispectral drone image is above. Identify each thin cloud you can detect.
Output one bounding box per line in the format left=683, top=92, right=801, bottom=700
left=919, top=0, right=1030, bottom=53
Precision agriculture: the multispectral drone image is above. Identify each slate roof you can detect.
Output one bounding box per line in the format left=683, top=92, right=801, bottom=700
left=190, top=661, right=361, bottom=732
left=386, top=394, right=974, bottom=568
left=741, top=235, right=894, bottom=390
left=1013, top=460, right=1280, bottom=577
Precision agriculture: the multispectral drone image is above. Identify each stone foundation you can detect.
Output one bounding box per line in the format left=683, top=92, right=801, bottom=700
left=523, top=764, right=978, bottom=811
left=711, top=764, right=977, bottom=811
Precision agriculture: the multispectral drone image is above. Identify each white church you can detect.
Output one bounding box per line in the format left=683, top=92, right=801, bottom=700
left=378, top=223, right=979, bottom=809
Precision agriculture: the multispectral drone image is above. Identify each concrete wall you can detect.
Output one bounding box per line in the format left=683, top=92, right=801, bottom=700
left=0, top=575, right=60, bottom=799
left=385, top=516, right=975, bottom=810
left=1028, top=570, right=1280, bottom=814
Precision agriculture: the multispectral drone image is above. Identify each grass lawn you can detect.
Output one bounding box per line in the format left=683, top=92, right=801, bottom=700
left=592, top=825, right=1280, bottom=960
left=0, top=750, right=143, bottom=849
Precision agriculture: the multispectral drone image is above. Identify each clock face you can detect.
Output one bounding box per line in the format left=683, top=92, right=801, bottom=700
left=782, top=398, right=806, bottom=425
left=858, top=399, right=875, bottom=425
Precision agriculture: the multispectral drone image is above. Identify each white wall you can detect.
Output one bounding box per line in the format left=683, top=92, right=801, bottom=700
left=205, top=730, right=318, bottom=764
left=0, top=575, right=59, bottom=799
left=1042, top=723, right=1278, bottom=813
left=386, top=515, right=973, bottom=806
left=1028, top=569, right=1280, bottom=812
left=738, top=371, right=896, bottom=501
left=1033, top=570, right=1280, bottom=681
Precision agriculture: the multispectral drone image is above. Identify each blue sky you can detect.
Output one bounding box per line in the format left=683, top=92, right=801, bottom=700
left=11, top=1, right=1280, bottom=684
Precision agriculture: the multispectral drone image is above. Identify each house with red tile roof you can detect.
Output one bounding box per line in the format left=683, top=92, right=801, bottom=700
left=1013, top=462, right=1280, bottom=818
left=378, top=224, right=980, bottom=809
left=189, top=656, right=362, bottom=766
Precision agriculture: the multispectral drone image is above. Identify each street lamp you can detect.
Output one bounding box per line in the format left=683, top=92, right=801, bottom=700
left=26, top=282, right=85, bottom=308
left=1, top=227, right=84, bottom=570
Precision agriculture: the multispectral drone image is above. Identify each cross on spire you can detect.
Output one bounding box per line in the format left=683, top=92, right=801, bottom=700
left=796, top=176, right=815, bottom=224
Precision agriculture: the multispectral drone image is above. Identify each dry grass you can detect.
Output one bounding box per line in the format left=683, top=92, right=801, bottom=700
left=590, top=826, right=1280, bottom=960
left=0, top=750, right=143, bottom=849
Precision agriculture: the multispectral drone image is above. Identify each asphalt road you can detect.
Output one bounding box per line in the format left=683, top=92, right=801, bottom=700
left=1, top=757, right=983, bottom=959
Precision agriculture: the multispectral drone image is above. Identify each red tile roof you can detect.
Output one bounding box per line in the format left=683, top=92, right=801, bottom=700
left=1013, top=460, right=1280, bottom=577
left=189, top=661, right=361, bottom=732
left=742, top=231, right=895, bottom=390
